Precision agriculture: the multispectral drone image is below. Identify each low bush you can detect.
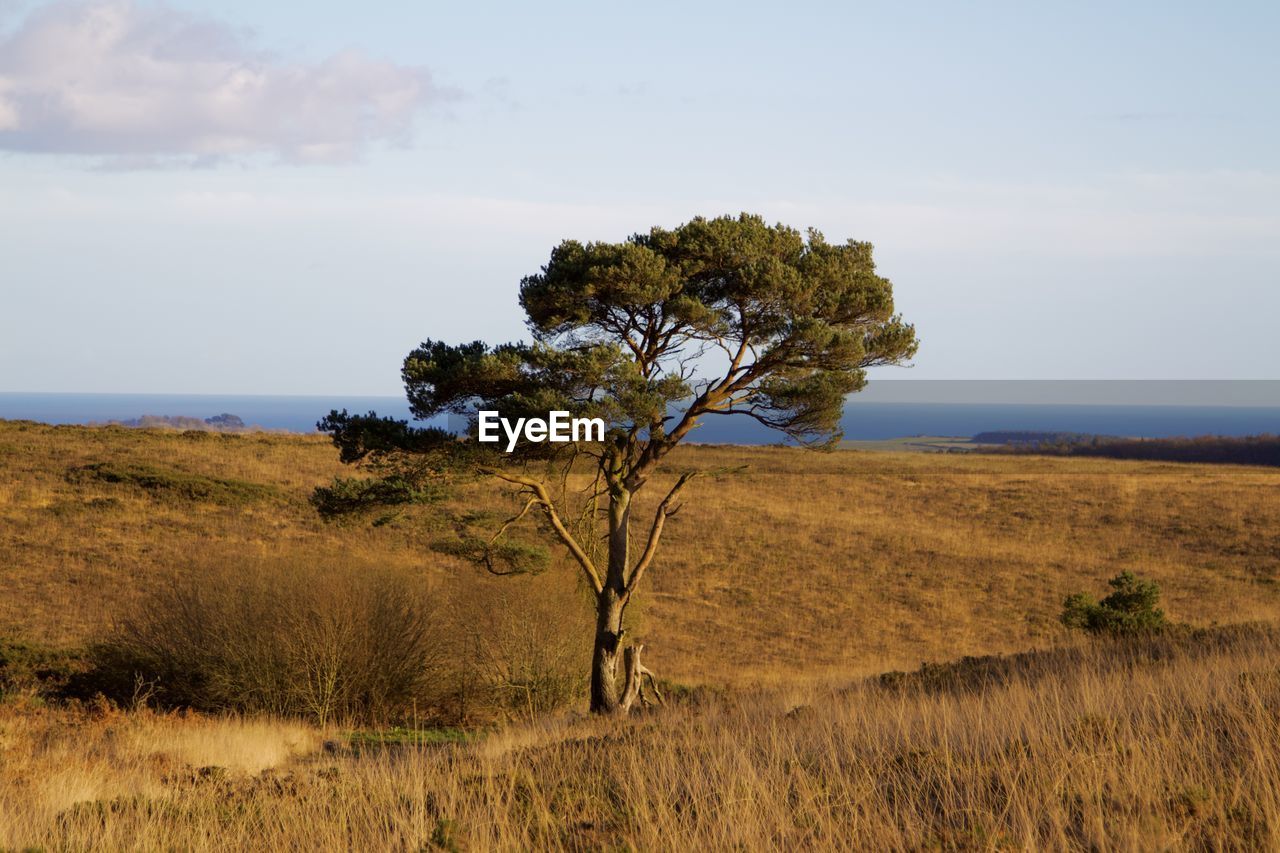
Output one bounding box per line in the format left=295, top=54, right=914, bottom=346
left=86, top=553, right=591, bottom=725
left=90, top=559, right=446, bottom=725
left=0, top=636, right=86, bottom=699
left=67, top=462, right=278, bottom=505
left=310, top=475, right=442, bottom=519
left=440, top=573, right=591, bottom=723
left=1061, top=571, right=1167, bottom=635
left=431, top=535, right=550, bottom=576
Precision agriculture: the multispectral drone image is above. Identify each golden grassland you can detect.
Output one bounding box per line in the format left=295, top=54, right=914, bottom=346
left=2, top=419, right=1278, bottom=681
left=6, top=629, right=1280, bottom=849
left=3, top=419, right=1280, bottom=848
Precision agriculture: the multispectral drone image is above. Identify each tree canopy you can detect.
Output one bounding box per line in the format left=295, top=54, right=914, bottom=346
left=323, top=213, right=916, bottom=469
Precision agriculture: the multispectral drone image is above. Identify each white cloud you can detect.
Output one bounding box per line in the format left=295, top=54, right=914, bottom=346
left=0, top=0, right=449, bottom=164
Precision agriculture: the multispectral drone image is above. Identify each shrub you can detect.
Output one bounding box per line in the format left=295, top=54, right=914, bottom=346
left=89, top=556, right=589, bottom=725
left=0, top=636, right=85, bottom=699
left=442, top=573, right=590, bottom=723
left=467, top=592, right=585, bottom=720
left=1061, top=571, right=1167, bottom=635
left=310, top=476, right=442, bottom=519
left=91, top=559, right=446, bottom=725
left=67, top=462, right=277, bottom=505
left=431, top=536, right=550, bottom=576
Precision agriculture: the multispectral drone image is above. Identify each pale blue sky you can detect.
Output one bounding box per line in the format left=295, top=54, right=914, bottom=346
left=1, top=0, right=1277, bottom=394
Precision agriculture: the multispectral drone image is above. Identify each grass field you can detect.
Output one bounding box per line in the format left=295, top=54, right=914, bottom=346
left=7, top=627, right=1280, bottom=848
left=3, top=419, right=1280, bottom=847
left=3, top=420, right=1278, bottom=681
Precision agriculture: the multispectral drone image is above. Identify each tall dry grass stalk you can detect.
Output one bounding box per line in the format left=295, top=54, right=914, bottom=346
left=5, top=628, right=1280, bottom=849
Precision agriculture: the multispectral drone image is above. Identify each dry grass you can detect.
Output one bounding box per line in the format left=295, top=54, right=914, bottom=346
left=0, top=701, right=319, bottom=844
left=640, top=445, right=1280, bottom=682
left=4, top=419, right=1280, bottom=847
left=3, top=420, right=1277, bottom=685
left=5, top=628, right=1280, bottom=849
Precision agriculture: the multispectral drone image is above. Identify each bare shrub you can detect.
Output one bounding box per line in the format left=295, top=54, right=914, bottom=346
left=441, top=571, right=591, bottom=723
left=91, top=557, right=445, bottom=725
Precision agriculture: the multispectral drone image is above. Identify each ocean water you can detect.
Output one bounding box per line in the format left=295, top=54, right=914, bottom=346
left=1, top=392, right=1277, bottom=442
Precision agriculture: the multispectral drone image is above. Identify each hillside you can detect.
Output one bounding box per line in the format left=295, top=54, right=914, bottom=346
left=6, top=420, right=1280, bottom=847
left=3, top=419, right=1279, bottom=685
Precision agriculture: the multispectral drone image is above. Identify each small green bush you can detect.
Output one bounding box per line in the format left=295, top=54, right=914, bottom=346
left=1061, top=571, right=1167, bottom=635
left=310, top=475, right=442, bottom=519
left=431, top=536, right=549, bottom=576
left=68, top=462, right=277, bottom=505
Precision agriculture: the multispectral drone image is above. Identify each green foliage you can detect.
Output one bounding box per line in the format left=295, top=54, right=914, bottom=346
left=310, top=411, right=466, bottom=520
left=0, top=636, right=84, bottom=698
left=398, top=339, right=625, bottom=463
left=310, top=475, right=443, bottom=519
left=319, top=212, right=918, bottom=492
left=66, top=462, right=278, bottom=505
left=1061, top=571, right=1168, bottom=635
left=347, top=726, right=477, bottom=750
left=430, top=817, right=462, bottom=852
left=432, top=536, right=550, bottom=576
left=315, top=410, right=456, bottom=466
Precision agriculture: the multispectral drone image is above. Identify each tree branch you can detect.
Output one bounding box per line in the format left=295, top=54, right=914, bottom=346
left=624, top=471, right=697, bottom=600
left=626, top=323, right=765, bottom=488
left=481, top=467, right=605, bottom=595
left=488, top=496, right=539, bottom=546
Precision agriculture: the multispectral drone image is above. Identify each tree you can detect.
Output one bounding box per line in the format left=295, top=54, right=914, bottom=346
left=204, top=413, right=245, bottom=429
left=319, top=213, right=917, bottom=714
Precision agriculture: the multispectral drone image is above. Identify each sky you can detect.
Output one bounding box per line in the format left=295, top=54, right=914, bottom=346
left=1, top=0, right=1277, bottom=395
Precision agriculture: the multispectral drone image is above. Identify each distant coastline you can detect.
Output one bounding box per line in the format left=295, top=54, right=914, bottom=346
left=2, top=392, right=1278, bottom=444
left=0, top=392, right=414, bottom=435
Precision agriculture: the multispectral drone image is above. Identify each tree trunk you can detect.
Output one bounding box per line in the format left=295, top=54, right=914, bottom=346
left=590, top=487, right=631, bottom=713
left=590, top=587, right=624, bottom=713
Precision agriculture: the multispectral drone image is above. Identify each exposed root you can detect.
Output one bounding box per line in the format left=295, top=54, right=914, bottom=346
left=619, top=644, right=664, bottom=713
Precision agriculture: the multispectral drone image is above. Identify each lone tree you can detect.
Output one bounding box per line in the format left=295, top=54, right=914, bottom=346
left=319, top=213, right=917, bottom=714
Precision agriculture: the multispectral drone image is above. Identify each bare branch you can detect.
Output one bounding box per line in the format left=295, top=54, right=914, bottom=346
left=481, top=467, right=604, bottom=595
left=624, top=470, right=698, bottom=599
left=639, top=664, right=664, bottom=706
left=488, top=496, right=539, bottom=546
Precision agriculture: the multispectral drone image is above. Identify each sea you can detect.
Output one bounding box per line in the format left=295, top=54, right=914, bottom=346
left=2, top=390, right=1278, bottom=443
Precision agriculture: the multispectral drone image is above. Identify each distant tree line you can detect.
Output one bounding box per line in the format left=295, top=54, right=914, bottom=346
left=984, top=433, right=1280, bottom=467
left=93, top=413, right=250, bottom=432
left=972, top=431, right=1119, bottom=446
